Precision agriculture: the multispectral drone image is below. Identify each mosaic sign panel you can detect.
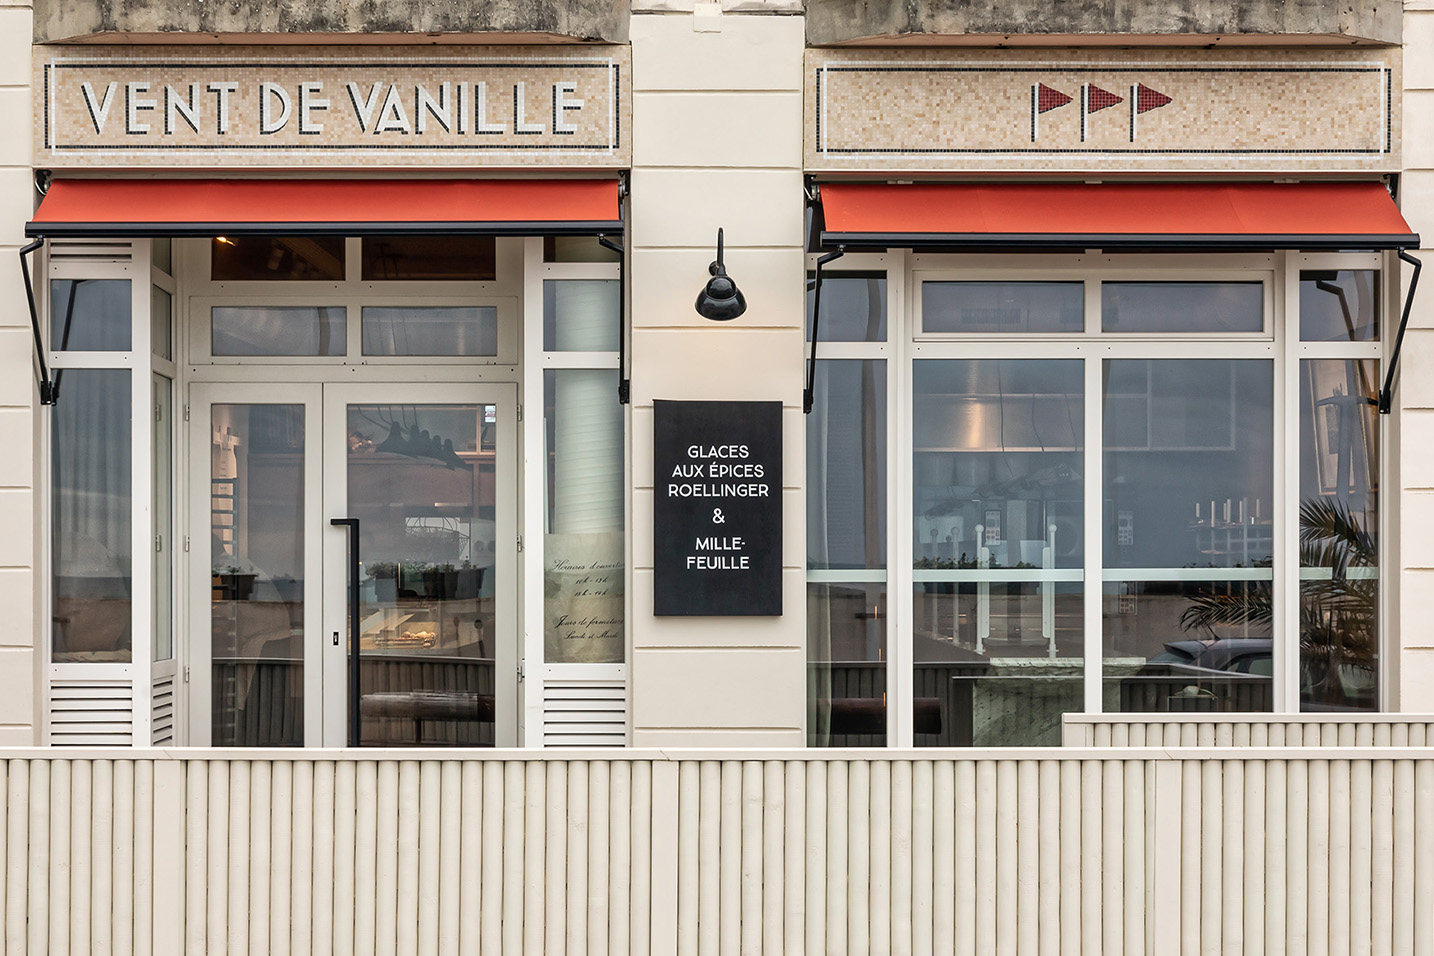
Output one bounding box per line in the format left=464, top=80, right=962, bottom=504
left=37, top=46, right=631, bottom=168
left=806, top=49, right=1399, bottom=173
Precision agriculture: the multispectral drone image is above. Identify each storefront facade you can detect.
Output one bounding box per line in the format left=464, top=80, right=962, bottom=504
left=0, top=0, right=1427, bottom=751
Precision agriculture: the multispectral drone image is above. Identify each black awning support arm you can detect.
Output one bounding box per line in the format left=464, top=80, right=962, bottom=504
left=596, top=235, right=630, bottom=404
left=19, top=239, right=55, bottom=406
left=1380, top=249, right=1422, bottom=414
left=803, top=246, right=846, bottom=415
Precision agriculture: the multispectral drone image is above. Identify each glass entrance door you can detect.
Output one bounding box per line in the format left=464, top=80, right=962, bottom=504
left=323, top=384, right=518, bottom=747
left=188, top=382, right=517, bottom=746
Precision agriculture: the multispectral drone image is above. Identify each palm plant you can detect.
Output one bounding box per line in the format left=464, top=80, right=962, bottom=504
left=1179, top=496, right=1376, bottom=707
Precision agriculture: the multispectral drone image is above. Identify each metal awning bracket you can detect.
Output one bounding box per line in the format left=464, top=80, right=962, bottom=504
left=596, top=234, right=630, bottom=405
left=1380, top=249, right=1422, bottom=414
left=803, top=246, right=846, bottom=415
left=19, top=238, right=55, bottom=406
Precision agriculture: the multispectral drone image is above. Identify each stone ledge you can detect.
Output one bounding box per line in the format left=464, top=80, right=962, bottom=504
left=806, top=0, right=1401, bottom=47
left=35, top=0, right=629, bottom=44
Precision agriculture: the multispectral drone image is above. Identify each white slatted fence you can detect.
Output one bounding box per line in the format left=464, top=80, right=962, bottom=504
left=0, top=748, right=1427, bottom=955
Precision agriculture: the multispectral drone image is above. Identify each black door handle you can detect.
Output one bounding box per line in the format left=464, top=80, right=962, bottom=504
left=330, top=518, right=361, bottom=747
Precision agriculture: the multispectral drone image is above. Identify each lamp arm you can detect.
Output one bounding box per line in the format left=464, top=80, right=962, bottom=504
left=1380, top=249, right=1422, bottom=414
left=596, top=234, right=630, bottom=404
left=803, top=246, right=846, bottom=415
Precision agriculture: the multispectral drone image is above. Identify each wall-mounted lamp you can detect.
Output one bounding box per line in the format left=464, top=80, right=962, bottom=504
left=694, top=228, right=746, bottom=321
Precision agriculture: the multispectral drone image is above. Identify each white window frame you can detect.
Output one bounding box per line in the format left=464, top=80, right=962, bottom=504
left=809, top=248, right=1390, bottom=746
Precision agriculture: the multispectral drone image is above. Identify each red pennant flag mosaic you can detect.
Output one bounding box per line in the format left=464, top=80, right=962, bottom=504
left=1135, top=83, right=1173, bottom=114
left=1037, top=84, right=1073, bottom=113
left=1086, top=85, right=1123, bottom=112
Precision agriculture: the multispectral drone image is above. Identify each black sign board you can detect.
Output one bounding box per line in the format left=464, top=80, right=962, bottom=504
left=654, top=400, right=782, bottom=616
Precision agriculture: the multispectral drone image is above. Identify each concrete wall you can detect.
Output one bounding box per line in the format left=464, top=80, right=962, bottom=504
left=34, top=0, right=629, bottom=43
left=626, top=9, right=807, bottom=746
left=0, top=0, right=35, bottom=745
left=806, top=0, right=1402, bottom=45
left=1399, top=0, right=1434, bottom=710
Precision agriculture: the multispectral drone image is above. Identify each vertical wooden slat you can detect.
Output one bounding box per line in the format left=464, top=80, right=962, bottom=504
left=1101, top=760, right=1123, bottom=956
left=931, top=762, right=955, bottom=956
left=1199, top=758, right=1221, bottom=956
left=1179, top=761, right=1199, bottom=956
left=456, top=762, right=482, bottom=956
left=546, top=760, right=568, bottom=956
left=414, top=762, right=440, bottom=956
left=6, top=760, right=27, bottom=956
left=60, top=760, right=83, bottom=956
left=868, top=760, right=891, bottom=956
left=910, top=761, right=933, bottom=956
left=373, top=761, right=400, bottom=956
left=1123, top=760, right=1143, bottom=956
left=499, top=762, right=524, bottom=956
left=677, top=761, right=700, bottom=956
left=955, top=761, right=977, bottom=956
left=1079, top=760, right=1101, bottom=956
left=1265, top=760, right=1287, bottom=956
left=206, top=762, right=230, bottom=956
left=1328, top=759, right=1352, bottom=956
left=826, top=761, right=849, bottom=956
left=250, top=762, right=273, bottom=956
left=1372, top=759, right=1397, bottom=956
left=522, top=761, right=545, bottom=956
left=1309, top=760, right=1332, bottom=956
left=1221, top=760, right=1243, bottom=956
left=1057, top=762, right=1079, bottom=956
left=610, top=762, right=633, bottom=956
left=227, top=761, right=252, bottom=956
left=718, top=762, right=741, bottom=956
left=149, top=760, right=178, bottom=956
left=1036, top=761, right=1058, bottom=956
left=631, top=760, right=654, bottom=956
left=783, top=761, right=805, bottom=956
left=1349, top=760, right=1372, bottom=956
left=847, top=760, right=871, bottom=956
left=803, top=761, right=826, bottom=956
left=353, top=761, right=379, bottom=956
left=1407, top=759, right=1431, bottom=956
left=976, top=760, right=998, bottom=956
left=588, top=760, right=611, bottom=956
left=434, top=763, right=460, bottom=956
left=1287, top=760, right=1310, bottom=956
left=332, top=761, right=358, bottom=956
left=27, top=761, right=49, bottom=956
left=479, top=761, right=504, bottom=956
left=114, top=760, right=137, bottom=956
left=739, top=762, right=762, bottom=956
left=697, top=761, right=720, bottom=956
left=91, top=761, right=113, bottom=956
left=289, top=762, right=314, bottom=956
left=307, top=762, right=333, bottom=956
left=271, top=761, right=294, bottom=956
left=1013, top=761, right=1036, bottom=956
left=891, top=760, right=914, bottom=956
left=1245, top=755, right=1266, bottom=956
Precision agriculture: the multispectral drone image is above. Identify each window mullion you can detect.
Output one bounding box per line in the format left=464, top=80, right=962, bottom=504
left=1277, top=258, right=1302, bottom=712
left=1083, top=352, right=1104, bottom=715
left=890, top=249, right=914, bottom=747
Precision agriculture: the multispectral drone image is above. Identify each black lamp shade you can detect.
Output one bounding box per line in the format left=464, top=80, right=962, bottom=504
left=695, top=274, right=747, bottom=321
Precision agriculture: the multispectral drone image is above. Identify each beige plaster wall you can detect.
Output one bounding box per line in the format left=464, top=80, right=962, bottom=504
left=0, top=0, right=36, bottom=745
left=1398, top=0, right=1434, bottom=709
left=626, top=9, right=807, bottom=746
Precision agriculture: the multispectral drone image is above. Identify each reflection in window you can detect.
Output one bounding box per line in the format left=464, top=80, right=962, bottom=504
left=210, top=405, right=305, bottom=746
left=923, top=281, right=1081, bottom=334
left=53, top=369, right=132, bottom=662
left=211, top=306, right=346, bottom=356
left=1300, top=271, right=1378, bottom=342
left=211, top=236, right=345, bottom=281
left=544, top=369, right=625, bottom=665
left=50, top=279, right=131, bottom=351
left=1102, top=282, right=1263, bottom=333
left=1102, top=359, right=1274, bottom=712
left=1299, top=359, right=1378, bottom=711
left=911, top=359, right=1084, bottom=746
left=808, top=272, right=887, bottom=342
left=361, top=236, right=496, bottom=281
left=362, top=307, right=498, bottom=356
left=544, top=281, right=619, bottom=352
left=151, top=286, right=172, bottom=361
left=808, top=360, right=887, bottom=746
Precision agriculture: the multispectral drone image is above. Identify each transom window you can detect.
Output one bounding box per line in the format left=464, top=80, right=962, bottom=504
left=808, top=253, right=1385, bottom=748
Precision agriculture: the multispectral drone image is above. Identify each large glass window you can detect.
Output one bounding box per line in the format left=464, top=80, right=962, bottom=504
left=809, top=257, right=1387, bottom=745
left=52, top=369, right=132, bottom=662
left=912, top=359, right=1084, bottom=745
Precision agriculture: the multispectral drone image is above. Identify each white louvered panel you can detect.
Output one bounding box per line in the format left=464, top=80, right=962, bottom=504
left=48, top=679, right=135, bottom=746
left=543, top=679, right=627, bottom=747
left=151, top=676, right=175, bottom=745
left=46, top=239, right=134, bottom=263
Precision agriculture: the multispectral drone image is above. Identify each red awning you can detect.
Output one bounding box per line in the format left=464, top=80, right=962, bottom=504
left=817, top=182, right=1418, bottom=251
left=26, top=178, right=623, bottom=238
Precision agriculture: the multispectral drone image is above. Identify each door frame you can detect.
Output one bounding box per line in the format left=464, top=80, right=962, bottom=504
left=186, top=380, right=520, bottom=747
left=321, top=381, right=520, bottom=747
left=186, top=382, right=325, bottom=746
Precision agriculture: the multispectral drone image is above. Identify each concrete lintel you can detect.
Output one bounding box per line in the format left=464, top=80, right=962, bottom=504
left=806, top=0, right=1402, bottom=47
left=35, top=0, right=630, bottom=44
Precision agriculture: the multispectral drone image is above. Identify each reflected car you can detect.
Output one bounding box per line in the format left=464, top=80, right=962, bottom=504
left=1124, top=638, right=1273, bottom=712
